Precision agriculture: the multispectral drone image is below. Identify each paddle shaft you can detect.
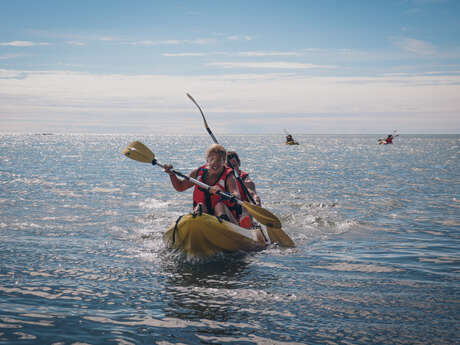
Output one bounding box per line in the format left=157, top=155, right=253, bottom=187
left=187, top=93, right=218, bottom=144
left=152, top=159, right=239, bottom=205
left=227, top=161, right=257, bottom=205
left=186, top=93, right=256, bottom=205
left=123, top=140, right=284, bottom=230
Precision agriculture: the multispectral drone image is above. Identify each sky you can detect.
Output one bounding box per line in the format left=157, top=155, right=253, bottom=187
left=0, top=0, right=459, bottom=134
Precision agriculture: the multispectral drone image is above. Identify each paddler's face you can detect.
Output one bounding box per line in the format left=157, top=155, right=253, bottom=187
left=228, top=156, right=239, bottom=169
left=206, top=152, right=224, bottom=173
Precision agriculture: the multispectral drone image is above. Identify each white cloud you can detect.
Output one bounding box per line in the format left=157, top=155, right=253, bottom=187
left=238, top=51, right=301, bottom=57
left=98, top=36, right=119, bottom=41
left=66, top=41, right=86, bottom=46
left=162, top=51, right=301, bottom=58
left=391, top=37, right=436, bottom=55
left=130, top=38, right=216, bottom=46
left=131, top=40, right=180, bottom=46
left=0, top=41, right=50, bottom=47
left=207, top=61, right=337, bottom=69
left=0, top=69, right=26, bottom=78
left=191, top=38, right=216, bottom=45
left=0, top=54, right=23, bottom=60
left=162, top=52, right=207, bottom=57
left=227, top=35, right=252, bottom=41
left=0, top=70, right=458, bottom=133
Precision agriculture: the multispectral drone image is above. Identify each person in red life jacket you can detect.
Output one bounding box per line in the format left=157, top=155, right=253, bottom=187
left=385, top=134, right=394, bottom=144
left=163, top=144, right=240, bottom=225
left=226, top=151, right=261, bottom=228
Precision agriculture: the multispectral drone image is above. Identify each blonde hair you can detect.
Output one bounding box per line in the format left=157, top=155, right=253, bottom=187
left=206, top=144, right=226, bottom=161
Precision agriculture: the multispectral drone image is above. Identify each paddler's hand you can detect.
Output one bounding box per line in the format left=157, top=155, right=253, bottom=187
left=164, top=164, right=174, bottom=176
left=254, top=195, right=261, bottom=206
left=208, top=186, right=221, bottom=195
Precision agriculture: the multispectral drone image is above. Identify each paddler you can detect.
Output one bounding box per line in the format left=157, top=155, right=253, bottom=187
left=226, top=151, right=261, bottom=229
left=163, top=144, right=241, bottom=225
left=286, top=134, right=294, bottom=143
left=226, top=151, right=261, bottom=206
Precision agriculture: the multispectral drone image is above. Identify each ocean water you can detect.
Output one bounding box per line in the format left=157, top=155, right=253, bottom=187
left=0, top=133, right=459, bottom=345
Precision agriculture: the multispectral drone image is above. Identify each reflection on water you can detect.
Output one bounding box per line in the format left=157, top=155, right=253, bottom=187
left=1, top=134, right=459, bottom=344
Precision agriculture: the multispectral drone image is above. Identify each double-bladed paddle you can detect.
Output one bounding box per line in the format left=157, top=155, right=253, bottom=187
left=186, top=93, right=257, bottom=205
left=122, top=141, right=284, bottom=230
left=185, top=94, right=295, bottom=248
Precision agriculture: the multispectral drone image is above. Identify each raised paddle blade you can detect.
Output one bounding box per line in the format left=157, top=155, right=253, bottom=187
left=242, top=201, right=281, bottom=228
left=122, top=141, right=155, bottom=163
left=187, top=93, right=219, bottom=144
left=266, top=226, right=295, bottom=248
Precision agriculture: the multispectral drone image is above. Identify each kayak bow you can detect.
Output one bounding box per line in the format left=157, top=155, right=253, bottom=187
left=164, top=213, right=271, bottom=257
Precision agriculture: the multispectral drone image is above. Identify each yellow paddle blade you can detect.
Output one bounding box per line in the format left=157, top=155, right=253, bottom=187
left=266, top=226, right=295, bottom=248
left=122, top=141, right=155, bottom=163
left=242, top=201, right=282, bottom=228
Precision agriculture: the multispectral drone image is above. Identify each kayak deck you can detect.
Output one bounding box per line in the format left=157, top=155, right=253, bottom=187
left=164, top=213, right=269, bottom=257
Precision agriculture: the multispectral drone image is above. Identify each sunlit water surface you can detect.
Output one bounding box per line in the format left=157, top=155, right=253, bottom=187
left=1, top=134, right=459, bottom=344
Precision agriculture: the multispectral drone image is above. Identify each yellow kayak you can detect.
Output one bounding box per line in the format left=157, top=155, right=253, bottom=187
left=286, top=140, right=299, bottom=145
left=164, top=213, right=271, bottom=257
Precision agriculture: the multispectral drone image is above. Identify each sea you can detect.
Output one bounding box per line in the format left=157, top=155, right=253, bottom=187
left=0, top=133, right=459, bottom=345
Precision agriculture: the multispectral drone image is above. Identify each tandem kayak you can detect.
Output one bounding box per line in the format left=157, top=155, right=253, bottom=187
left=286, top=140, right=299, bottom=145
left=164, top=213, right=294, bottom=257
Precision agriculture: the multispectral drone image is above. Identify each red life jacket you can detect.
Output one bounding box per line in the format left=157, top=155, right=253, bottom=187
left=192, top=165, right=235, bottom=215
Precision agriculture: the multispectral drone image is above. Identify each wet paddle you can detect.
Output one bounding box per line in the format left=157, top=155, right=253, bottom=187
left=122, top=141, right=283, bottom=229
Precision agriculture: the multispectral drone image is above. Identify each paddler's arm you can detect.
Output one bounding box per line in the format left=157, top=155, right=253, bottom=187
left=163, top=164, right=195, bottom=192
left=243, top=176, right=261, bottom=206
left=225, top=173, right=241, bottom=200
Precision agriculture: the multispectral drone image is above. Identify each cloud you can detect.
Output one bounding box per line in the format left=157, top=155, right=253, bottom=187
left=238, top=51, right=301, bottom=57
left=191, top=38, right=216, bottom=45
left=130, top=40, right=177, bottom=46
left=0, top=69, right=459, bottom=133
left=0, top=69, right=27, bottom=79
left=162, top=52, right=207, bottom=57
left=0, top=54, right=23, bottom=60
left=207, top=61, right=337, bottom=69
left=227, top=35, right=252, bottom=41
left=162, top=51, right=302, bottom=58
left=66, top=41, right=86, bottom=46
left=391, top=37, right=436, bottom=55
left=130, top=38, right=216, bottom=46
left=0, top=41, right=50, bottom=47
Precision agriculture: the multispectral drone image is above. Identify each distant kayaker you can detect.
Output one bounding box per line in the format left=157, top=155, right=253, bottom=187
left=163, top=144, right=241, bottom=224
left=286, top=134, right=294, bottom=143
left=385, top=134, right=394, bottom=144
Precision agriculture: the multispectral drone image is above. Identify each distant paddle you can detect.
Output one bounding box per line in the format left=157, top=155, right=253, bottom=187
left=122, top=141, right=284, bottom=230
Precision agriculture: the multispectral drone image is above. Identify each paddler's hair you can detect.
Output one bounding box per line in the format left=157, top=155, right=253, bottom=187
left=226, top=151, right=240, bottom=165
left=206, top=144, right=226, bottom=161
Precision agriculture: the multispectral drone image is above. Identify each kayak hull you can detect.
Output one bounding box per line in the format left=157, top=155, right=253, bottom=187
left=286, top=141, right=299, bottom=145
left=164, top=213, right=269, bottom=257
